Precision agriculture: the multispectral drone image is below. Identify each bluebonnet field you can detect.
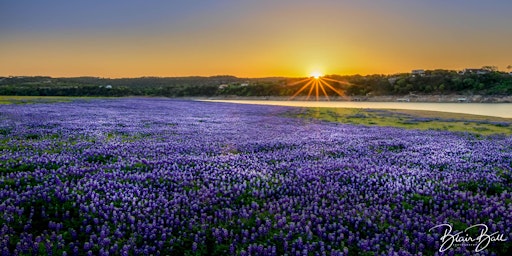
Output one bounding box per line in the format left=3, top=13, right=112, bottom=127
left=0, top=98, right=510, bottom=255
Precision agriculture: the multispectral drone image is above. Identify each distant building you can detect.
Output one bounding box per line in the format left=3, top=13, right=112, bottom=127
left=218, top=84, right=228, bottom=89
left=105, top=85, right=112, bottom=89
left=411, top=69, right=425, bottom=76
left=461, top=69, right=489, bottom=75
left=240, top=83, right=249, bottom=87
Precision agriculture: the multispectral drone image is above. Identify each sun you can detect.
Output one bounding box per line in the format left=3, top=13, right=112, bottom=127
left=286, top=72, right=352, bottom=101
left=310, top=71, right=322, bottom=79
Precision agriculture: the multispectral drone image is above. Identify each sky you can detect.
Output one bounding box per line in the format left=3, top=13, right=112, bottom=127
left=1, top=0, right=511, bottom=78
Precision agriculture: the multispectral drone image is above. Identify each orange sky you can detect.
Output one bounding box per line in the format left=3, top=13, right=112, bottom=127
left=1, top=1, right=511, bottom=78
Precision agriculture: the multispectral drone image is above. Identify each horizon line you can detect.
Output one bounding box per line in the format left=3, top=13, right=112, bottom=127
left=3, top=68, right=508, bottom=80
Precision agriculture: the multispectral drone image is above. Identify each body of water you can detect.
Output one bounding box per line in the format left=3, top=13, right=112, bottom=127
left=203, top=100, right=512, bottom=118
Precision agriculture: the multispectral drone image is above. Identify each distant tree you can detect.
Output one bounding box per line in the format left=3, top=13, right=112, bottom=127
left=507, top=65, right=511, bottom=71
left=438, top=84, right=445, bottom=92
left=482, top=65, right=498, bottom=72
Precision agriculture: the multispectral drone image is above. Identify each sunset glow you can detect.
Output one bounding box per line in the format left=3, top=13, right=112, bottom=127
left=1, top=1, right=512, bottom=77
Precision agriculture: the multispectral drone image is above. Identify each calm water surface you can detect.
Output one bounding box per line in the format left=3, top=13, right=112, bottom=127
left=204, top=100, right=512, bottom=118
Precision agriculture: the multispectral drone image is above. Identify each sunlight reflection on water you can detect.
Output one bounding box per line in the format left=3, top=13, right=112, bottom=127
left=202, top=100, right=512, bottom=118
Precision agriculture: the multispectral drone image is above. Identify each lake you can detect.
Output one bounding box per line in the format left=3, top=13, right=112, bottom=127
left=202, top=100, right=512, bottom=118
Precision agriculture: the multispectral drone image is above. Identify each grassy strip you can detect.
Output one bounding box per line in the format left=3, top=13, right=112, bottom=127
left=0, top=96, right=98, bottom=105
left=291, top=107, right=512, bottom=136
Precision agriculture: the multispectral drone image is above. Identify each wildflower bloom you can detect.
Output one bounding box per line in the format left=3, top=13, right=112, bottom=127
left=0, top=98, right=510, bottom=255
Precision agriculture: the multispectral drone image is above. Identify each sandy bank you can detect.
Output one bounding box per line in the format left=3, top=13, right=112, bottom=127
left=193, top=95, right=512, bottom=103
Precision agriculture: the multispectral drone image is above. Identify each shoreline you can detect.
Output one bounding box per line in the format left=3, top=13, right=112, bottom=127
left=193, top=94, right=512, bottom=103
left=196, top=98, right=512, bottom=119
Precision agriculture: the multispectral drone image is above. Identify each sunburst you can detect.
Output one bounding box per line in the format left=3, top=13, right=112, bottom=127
left=287, top=73, right=351, bottom=101
left=311, top=71, right=322, bottom=79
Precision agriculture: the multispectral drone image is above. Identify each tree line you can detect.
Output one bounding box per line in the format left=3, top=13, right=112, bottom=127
left=341, top=70, right=512, bottom=96
left=1, top=70, right=511, bottom=97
